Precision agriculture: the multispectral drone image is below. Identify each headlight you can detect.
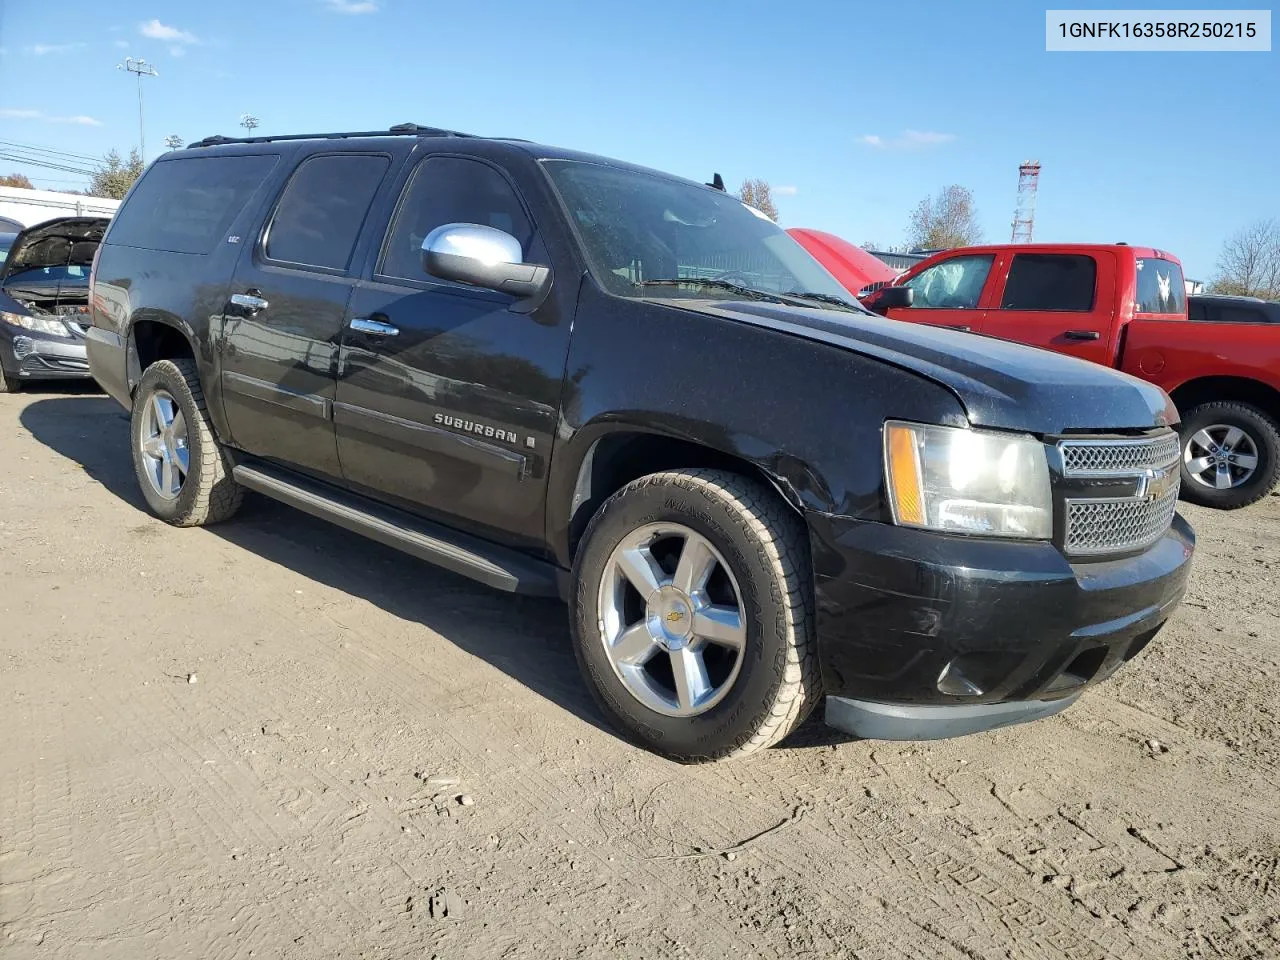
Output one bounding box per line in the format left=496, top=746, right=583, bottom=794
left=883, top=420, right=1052, bottom=539
left=0, top=310, right=71, bottom=338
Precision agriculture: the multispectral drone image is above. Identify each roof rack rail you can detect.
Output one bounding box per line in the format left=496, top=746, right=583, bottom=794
left=187, top=123, right=474, bottom=149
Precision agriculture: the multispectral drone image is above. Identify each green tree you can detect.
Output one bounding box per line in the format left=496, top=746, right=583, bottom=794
left=88, top=148, right=146, bottom=200
left=906, top=185, right=982, bottom=250
left=0, top=173, right=34, bottom=189
left=737, top=178, right=779, bottom=222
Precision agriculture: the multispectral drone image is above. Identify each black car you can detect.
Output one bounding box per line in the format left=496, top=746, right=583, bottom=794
left=1189, top=293, right=1280, bottom=323
left=85, top=125, right=1194, bottom=761
left=0, top=216, right=108, bottom=392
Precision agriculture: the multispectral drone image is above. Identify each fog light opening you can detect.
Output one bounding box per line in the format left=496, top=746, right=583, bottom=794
left=1062, top=646, right=1108, bottom=686
left=937, top=660, right=985, bottom=697
left=11, top=336, right=35, bottom=359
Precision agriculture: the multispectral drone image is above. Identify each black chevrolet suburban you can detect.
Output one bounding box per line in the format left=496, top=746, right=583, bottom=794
left=86, top=124, right=1194, bottom=761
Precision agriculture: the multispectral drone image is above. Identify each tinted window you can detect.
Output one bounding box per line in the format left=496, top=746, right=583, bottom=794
left=107, top=155, right=277, bottom=255
left=903, top=255, right=993, bottom=309
left=381, top=156, right=534, bottom=281
left=1188, top=299, right=1207, bottom=321
left=1135, top=257, right=1186, bottom=314
left=266, top=154, right=389, bottom=270
left=1000, top=254, right=1096, bottom=311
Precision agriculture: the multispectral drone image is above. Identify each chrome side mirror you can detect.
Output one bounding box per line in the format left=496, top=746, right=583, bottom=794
left=421, top=223, right=552, bottom=313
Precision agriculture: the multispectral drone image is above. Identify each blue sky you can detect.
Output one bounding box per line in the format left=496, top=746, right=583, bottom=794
left=0, top=0, right=1275, bottom=278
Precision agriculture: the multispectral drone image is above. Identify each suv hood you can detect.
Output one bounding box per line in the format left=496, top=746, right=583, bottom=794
left=694, top=301, right=1176, bottom=435
left=0, top=217, right=107, bottom=285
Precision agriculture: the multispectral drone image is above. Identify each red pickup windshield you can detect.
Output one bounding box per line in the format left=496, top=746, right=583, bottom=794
left=1135, top=257, right=1186, bottom=315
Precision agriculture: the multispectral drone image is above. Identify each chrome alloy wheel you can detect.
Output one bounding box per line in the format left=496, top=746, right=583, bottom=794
left=139, top=389, right=190, bottom=500
left=597, top=523, right=748, bottom=718
left=1184, top=424, right=1259, bottom=490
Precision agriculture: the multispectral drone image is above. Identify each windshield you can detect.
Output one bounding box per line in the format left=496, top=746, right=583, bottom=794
left=2, top=263, right=91, bottom=287
left=542, top=160, right=852, bottom=303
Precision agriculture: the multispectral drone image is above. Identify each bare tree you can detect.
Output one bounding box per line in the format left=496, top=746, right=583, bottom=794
left=88, top=148, right=146, bottom=200
left=906, top=185, right=982, bottom=250
left=0, top=173, right=34, bottom=189
left=737, top=179, right=779, bottom=222
left=1208, top=219, right=1280, bottom=299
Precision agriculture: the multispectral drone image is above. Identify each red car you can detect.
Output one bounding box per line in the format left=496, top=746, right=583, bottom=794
left=819, top=241, right=1280, bottom=509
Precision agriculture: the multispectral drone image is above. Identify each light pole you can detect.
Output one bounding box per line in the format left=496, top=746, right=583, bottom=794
left=116, top=58, right=158, bottom=161
left=164, top=135, right=184, bottom=151
left=240, top=114, right=260, bottom=135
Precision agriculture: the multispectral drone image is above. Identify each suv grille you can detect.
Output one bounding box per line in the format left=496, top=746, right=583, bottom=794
left=1059, top=433, right=1180, bottom=476
left=1058, top=433, right=1181, bottom=557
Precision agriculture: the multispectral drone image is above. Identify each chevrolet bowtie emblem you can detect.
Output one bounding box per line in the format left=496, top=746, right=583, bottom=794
left=665, top=610, right=685, bottom=623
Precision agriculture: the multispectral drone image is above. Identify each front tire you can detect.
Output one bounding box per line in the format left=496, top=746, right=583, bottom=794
left=130, top=358, right=243, bottom=526
left=1178, top=401, right=1280, bottom=509
left=0, top=364, right=18, bottom=394
left=570, top=469, right=820, bottom=762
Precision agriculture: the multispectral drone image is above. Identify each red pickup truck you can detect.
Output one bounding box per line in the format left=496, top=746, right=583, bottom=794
left=839, top=242, right=1280, bottom=509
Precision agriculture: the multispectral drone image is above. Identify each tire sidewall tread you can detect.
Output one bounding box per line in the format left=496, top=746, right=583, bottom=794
left=1178, top=401, right=1280, bottom=509
left=130, top=358, right=242, bottom=527
left=570, top=468, right=820, bottom=762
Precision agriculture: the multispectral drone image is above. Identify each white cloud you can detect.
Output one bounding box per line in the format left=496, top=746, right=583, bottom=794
left=140, top=19, right=198, bottom=44
left=0, top=108, right=102, bottom=126
left=28, top=42, right=87, bottom=55
left=858, top=129, right=956, bottom=150
left=773, top=185, right=799, bottom=197
left=114, top=39, right=130, bottom=49
left=170, top=46, right=187, bottom=57
left=50, top=115, right=104, bottom=127
left=326, top=0, right=379, bottom=12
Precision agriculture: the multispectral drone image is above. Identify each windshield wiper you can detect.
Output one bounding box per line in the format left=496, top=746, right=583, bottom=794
left=636, top=278, right=787, bottom=304
left=781, top=290, right=867, bottom=313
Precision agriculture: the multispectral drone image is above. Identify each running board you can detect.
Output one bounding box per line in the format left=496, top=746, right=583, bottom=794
left=232, top=463, right=558, bottom=596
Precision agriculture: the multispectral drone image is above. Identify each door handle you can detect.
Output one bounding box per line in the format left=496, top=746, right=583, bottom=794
left=349, top=317, right=400, bottom=337
left=230, top=291, right=269, bottom=313
left=1064, top=329, right=1100, bottom=341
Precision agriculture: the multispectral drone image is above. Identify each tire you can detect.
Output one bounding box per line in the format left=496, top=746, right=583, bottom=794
left=130, top=358, right=243, bottom=526
left=0, top=365, right=18, bottom=394
left=570, top=468, right=820, bottom=762
left=1177, top=401, right=1280, bottom=509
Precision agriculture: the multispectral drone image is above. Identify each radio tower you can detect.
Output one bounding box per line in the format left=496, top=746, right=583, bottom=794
left=1010, top=160, right=1041, bottom=243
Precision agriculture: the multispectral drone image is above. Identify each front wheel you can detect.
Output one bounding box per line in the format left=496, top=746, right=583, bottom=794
left=570, top=469, right=820, bottom=762
left=1178, top=401, right=1280, bottom=509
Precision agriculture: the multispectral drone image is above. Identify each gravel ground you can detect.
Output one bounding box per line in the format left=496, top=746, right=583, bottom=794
left=1, top=385, right=1277, bottom=960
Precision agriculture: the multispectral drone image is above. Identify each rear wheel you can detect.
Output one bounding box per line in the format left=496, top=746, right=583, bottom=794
left=130, top=358, right=243, bottom=526
left=1178, top=401, right=1280, bottom=509
left=570, top=468, right=820, bottom=762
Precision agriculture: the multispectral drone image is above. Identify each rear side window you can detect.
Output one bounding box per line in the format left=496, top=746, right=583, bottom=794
left=1000, top=254, right=1096, bottom=311
left=902, top=254, right=993, bottom=309
left=266, top=154, right=389, bottom=271
left=380, top=156, right=534, bottom=281
left=1135, top=257, right=1186, bottom=314
left=106, top=155, right=277, bottom=255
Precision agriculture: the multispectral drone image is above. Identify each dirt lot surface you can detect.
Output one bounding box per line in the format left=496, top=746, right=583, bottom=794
left=1, top=386, right=1278, bottom=960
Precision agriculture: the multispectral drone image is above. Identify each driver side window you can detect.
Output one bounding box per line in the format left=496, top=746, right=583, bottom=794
left=903, top=254, right=994, bottom=309
left=379, top=156, right=539, bottom=282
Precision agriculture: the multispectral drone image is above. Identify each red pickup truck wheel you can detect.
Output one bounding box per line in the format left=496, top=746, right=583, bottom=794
left=1178, top=402, right=1280, bottom=509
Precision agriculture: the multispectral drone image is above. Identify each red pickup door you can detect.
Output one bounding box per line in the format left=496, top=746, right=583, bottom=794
left=840, top=242, right=1280, bottom=510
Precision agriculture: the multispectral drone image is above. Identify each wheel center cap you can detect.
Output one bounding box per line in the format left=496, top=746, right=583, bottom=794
left=647, top=586, right=693, bottom=648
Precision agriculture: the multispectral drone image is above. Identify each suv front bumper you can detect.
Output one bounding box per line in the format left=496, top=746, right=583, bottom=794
left=807, top=512, right=1194, bottom=740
